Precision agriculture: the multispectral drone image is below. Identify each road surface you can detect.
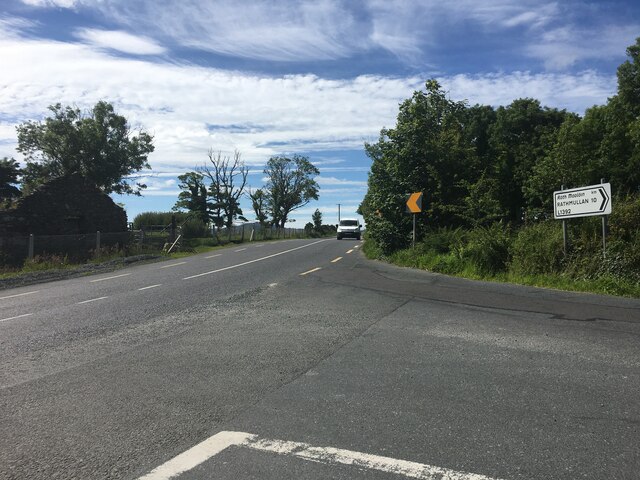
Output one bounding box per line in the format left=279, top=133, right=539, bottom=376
left=1, top=238, right=638, bottom=479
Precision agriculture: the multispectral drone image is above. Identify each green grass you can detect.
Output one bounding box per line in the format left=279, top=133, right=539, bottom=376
left=363, top=239, right=640, bottom=298
left=0, top=235, right=312, bottom=279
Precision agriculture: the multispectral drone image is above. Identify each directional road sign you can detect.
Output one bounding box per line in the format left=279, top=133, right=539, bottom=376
left=553, top=183, right=612, bottom=219
left=406, top=192, right=423, bottom=213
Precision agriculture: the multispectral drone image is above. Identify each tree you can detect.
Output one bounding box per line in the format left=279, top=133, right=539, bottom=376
left=173, top=171, right=213, bottom=223
left=0, top=157, right=22, bottom=207
left=248, top=188, right=270, bottom=227
left=312, top=208, right=323, bottom=231
left=199, top=149, right=248, bottom=229
left=263, top=155, right=319, bottom=228
left=362, top=80, right=476, bottom=252
left=16, top=101, right=154, bottom=195
left=488, top=98, right=570, bottom=222
left=617, top=36, right=640, bottom=116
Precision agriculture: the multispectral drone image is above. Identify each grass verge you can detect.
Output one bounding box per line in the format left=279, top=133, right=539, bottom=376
left=362, top=239, right=640, bottom=298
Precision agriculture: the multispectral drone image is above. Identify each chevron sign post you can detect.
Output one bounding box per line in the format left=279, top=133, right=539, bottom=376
left=406, top=192, right=423, bottom=213
left=406, top=192, right=423, bottom=248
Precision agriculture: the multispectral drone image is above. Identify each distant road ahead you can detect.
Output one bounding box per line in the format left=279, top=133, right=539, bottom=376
left=1, top=238, right=638, bottom=479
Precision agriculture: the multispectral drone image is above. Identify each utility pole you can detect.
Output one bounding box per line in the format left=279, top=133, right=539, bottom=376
left=337, top=204, right=341, bottom=223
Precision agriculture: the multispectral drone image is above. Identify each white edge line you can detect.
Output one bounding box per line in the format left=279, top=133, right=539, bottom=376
left=138, top=284, right=162, bottom=291
left=0, top=313, right=33, bottom=323
left=183, top=239, right=329, bottom=280
left=300, top=267, right=322, bottom=276
left=160, top=261, right=188, bottom=269
left=246, top=436, right=502, bottom=480
left=138, top=431, right=503, bottom=480
left=90, top=273, right=131, bottom=283
left=331, top=257, right=343, bottom=263
left=0, top=290, right=39, bottom=300
left=137, top=431, right=255, bottom=480
left=205, top=254, right=222, bottom=259
left=234, top=248, right=247, bottom=252
left=77, top=296, right=108, bottom=304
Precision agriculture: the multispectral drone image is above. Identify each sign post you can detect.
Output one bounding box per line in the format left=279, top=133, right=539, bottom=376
left=406, top=192, right=423, bottom=249
left=553, top=182, right=612, bottom=257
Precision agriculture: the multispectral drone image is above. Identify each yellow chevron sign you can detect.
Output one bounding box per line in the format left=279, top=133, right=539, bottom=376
left=406, top=192, right=423, bottom=213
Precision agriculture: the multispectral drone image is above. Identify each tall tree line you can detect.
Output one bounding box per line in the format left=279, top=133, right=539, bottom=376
left=361, top=38, right=640, bottom=253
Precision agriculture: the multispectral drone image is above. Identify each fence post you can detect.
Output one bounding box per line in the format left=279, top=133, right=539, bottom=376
left=28, top=234, right=34, bottom=260
left=96, top=231, right=101, bottom=251
left=241, top=224, right=245, bottom=242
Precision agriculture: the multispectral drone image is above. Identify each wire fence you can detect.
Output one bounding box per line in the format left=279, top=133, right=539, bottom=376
left=1, top=224, right=307, bottom=267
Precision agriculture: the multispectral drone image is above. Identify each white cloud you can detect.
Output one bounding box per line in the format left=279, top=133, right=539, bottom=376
left=526, top=24, right=640, bottom=70
left=317, top=176, right=368, bottom=187
left=440, top=71, right=615, bottom=111
left=20, top=0, right=77, bottom=7
left=75, top=29, right=166, bottom=55
left=0, top=31, right=618, bottom=199
left=80, top=0, right=368, bottom=62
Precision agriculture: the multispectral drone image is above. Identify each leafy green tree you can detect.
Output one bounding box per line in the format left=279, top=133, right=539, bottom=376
left=0, top=157, right=22, bottom=207
left=248, top=188, right=270, bottom=227
left=16, top=101, right=154, bottom=195
left=617, top=37, right=640, bottom=116
left=173, top=171, right=213, bottom=223
left=263, top=155, right=319, bottom=228
left=312, top=208, right=323, bottom=231
left=362, top=80, right=476, bottom=252
left=488, top=98, right=570, bottom=222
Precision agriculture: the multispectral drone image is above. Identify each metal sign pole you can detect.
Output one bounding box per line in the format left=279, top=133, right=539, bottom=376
left=412, top=213, right=416, bottom=249
left=561, top=185, right=568, bottom=255
left=601, top=178, right=606, bottom=258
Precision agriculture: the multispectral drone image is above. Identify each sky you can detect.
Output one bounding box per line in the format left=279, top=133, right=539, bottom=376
left=1, top=0, right=638, bottom=227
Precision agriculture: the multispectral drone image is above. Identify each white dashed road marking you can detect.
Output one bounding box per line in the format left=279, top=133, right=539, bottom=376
left=90, top=273, right=131, bottom=283
left=160, top=262, right=187, bottom=269
left=331, top=257, right=343, bottom=263
left=183, top=239, right=329, bottom=280
left=300, top=267, right=322, bottom=276
left=235, top=248, right=247, bottom=252
left=138, top=431, right=504, bottom=480
left=205, top=254, right=222, bottom=259
left=346, top=249, right=354, bottom=254
left=0, top=290, right=39, bottom=300
left=0, top=313, right=33, bottom=323
left=77, top=296, right=108, bottom=305
left=138, top=284, right=162, bottom=291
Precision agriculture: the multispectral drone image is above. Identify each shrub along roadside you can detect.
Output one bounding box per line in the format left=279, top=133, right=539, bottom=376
left=363, top=220, right=640, bottom=298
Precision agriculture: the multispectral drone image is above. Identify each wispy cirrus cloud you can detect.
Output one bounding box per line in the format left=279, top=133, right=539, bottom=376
left=15, top=0, right=638, bottom=73
left=525, top=24, right=640, bottom=69
left=20, top=0, right=77, bottom=7
left=0, top=29, right=617, bottom=172
left=74, top=28, right=167, bottom=56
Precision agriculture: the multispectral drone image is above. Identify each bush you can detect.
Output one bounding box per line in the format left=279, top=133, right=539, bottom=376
left=459, top=223, right=512, bottom=275
left=420, top=227, right=466, bottom=254
left=181, top=219, right=209, bottom=239
left=608, top=194, right=640, bottom=242
left=367, top=217, right=410, bottom=255
left=132, top=211, right=189, bottom=229
left=510, top=221, right=564, bottom=275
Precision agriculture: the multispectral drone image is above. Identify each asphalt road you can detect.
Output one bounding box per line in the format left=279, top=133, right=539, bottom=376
left=0, top=238, right=638, bottom=480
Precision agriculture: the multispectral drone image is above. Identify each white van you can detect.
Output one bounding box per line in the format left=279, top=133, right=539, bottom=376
left=336, top=218, right=362, bottom=240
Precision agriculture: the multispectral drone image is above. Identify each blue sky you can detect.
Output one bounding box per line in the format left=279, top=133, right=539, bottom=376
left=1, top=0, right=638, bottom=226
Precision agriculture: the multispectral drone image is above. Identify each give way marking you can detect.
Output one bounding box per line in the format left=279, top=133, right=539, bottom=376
left=138, top=431, right=504, bottom=480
